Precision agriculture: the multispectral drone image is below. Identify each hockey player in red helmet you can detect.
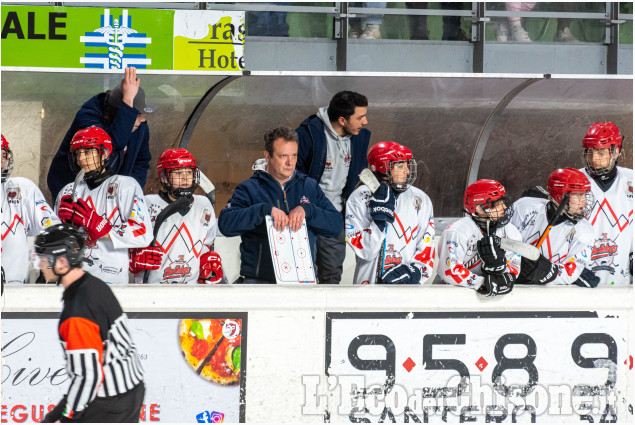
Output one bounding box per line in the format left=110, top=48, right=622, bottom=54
left=2, top=134, right=60, bottom=283
left=437, top=179, right=522, bottom=296
left=579, top=122, right=632, bottom=285
left=345, top=141, right=435, bottom=284
left=55, top=126, right=153, bottom=284
left=129, top=148, right=223, bottom=284
left=511, top=168, right=599, bottom=287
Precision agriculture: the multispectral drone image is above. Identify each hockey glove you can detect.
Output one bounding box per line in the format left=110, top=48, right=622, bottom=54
left=69, top=198, right=112, bottom=241
left=42, top=397, right=66, bottom=423
left=129, top=246, right=163, bottom=274
left=478, top=272, right=515, bottom=297
left=517, top=254, right=558, bottom=285
left=477, top=234, right=507, bottom=274
left=380, top=263, right=421, bottom=284
left=369, top=183, right=395, bottom=232
left=57, top=195, right=75, bottom=224
left=572, top=267, right=600, bottom=288
left=198, top=251, right=224, bottom=284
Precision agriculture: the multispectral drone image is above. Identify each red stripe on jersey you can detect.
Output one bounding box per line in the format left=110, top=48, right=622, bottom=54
left=1, top=214, right=24, bottom=240
left=591, top=198, right=632, bottom=232
left=156, top=222, right=203, bottom=258
left=107, top=206, right=119, bottom=222
left=394, top=214, right=418, bottom=245
left=59, top=317, right=104, bottom=364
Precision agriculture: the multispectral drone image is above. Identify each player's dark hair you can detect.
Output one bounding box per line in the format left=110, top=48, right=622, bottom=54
left=264, top=126, right=298, bottom=156
left=327, top=91, right=368, bottom=122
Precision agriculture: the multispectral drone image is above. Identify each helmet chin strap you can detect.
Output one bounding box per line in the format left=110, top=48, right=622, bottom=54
left=50, top=257, right=72, bottom=286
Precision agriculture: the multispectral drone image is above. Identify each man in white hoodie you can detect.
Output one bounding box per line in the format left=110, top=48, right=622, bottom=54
left=296, top=91, right=371, bottom=284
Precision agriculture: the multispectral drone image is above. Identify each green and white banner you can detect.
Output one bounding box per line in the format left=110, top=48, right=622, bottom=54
left=1, top=6, right=245, bottom=71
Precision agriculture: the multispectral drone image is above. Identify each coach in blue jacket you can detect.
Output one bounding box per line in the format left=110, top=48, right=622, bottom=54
left=296, top=91, right=371, bottom=284
left=218, top=126, right=343, bottom=283
left=47, top=67, right=153, bottom=200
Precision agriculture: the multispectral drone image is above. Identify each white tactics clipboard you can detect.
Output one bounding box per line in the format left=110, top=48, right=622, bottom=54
left=265, top=215, right=316, bottom=284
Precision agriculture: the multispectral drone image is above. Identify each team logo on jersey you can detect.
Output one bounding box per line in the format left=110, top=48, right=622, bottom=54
left=413, top=196, right=422, bottom=212
left=325, top=158, right=333, bottom=171
left=6, top=187, right=21, bottom=203
left=201, top=209, right=211, bottom=225
left=344, top=153, right=351, bottom=164
left=164, top=255, right=192, bottom=280
left=383, top=244, right=403, bottom=268
left=626, top=180, right=633, bottom=199
left=300, top=196, right=310, bottom=204
left=107, top=183, right=119, bottom=199
left=590, top=233, right=618, bottom=273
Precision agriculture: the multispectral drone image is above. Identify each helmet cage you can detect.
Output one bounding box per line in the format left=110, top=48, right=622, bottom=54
left=550, top=191, right=595, bottom=222
left=160, top=166, right=200, bottom=199
left=386, top=159, right=417, bottom=192
left=583, top=145, right=622, bottom=176
left=1, top=146, right=13, bottom=183
left=471, top=195, right=514, bottom=227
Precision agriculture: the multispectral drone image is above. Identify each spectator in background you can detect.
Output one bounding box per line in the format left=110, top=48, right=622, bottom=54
left=2, top=134, right=60, bottom=284
left=405, top=2, right=469, bottom=41
left=218, top=127, right=343, bottom=284
left=296, top=91, right=371, bottom=284
left=495, top=2, right=578, bottom=42
left=349, top=2, right=386, bottom=39
left=48, top=67, right=154, bottom=200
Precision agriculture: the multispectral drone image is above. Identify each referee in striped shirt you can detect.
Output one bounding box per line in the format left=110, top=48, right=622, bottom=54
left=34, top=224, right=145, bottom=423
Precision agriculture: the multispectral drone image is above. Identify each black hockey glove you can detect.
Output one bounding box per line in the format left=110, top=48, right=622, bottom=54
left=572, top=267, right=600, bottom=288
left=380, top=263, right=420, bottom=284
left=42, top=397, right=66, bottom=423
left=369, top=183, right=395, bottom=232
left=517, top=254, right=558, bottom=285
left=478, top=272, right=515, bottom=297
left=477, top=234, right=507, bottom=274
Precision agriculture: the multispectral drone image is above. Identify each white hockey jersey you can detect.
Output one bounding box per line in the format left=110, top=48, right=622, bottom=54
left=580, top=167, right=633, bottom=286
left=437, top=217, right=522, bottom=290
left=1, top=177, right=60, bottom=283
left=134, top=194, right=217, bottom=284
left=511, top=197, right=595, bottom=285
left=345, top=185, right=435, bottom=285
left=55, top=175, right=152, bottom=284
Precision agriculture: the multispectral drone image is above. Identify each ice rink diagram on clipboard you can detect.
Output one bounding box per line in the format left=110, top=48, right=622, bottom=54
left=265, top=215, right=316, bottom=284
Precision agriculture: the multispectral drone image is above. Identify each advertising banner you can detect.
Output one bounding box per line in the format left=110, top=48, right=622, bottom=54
left=323, top=312, right=632, bottom=423
left=1, top=6, right=244, bottom=71
left=1, top=313, right=247, bottom=423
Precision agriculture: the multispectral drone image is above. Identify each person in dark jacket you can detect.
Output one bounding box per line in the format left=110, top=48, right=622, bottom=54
left=296, top=91, right=371, bottom=284
left=218, top=126, right=343, bottom=283
left=47, top=67, right=153, bottom=200
left=35, top=224, right=144, bottom=423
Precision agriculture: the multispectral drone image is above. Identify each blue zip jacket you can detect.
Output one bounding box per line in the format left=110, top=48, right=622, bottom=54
left=296, top=114, right=370, bottom=202
left=218, top=169, right=343, bottom=283
left=47, top=93, right=150, bottom=200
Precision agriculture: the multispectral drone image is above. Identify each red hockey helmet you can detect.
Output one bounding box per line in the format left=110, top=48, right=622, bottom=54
left=1, top=134, right=13, bottom=183
left=582, top=122, right=623, bottom=175
left=69, top=127, right=112, bottom=179
left=547, top=168, right=594, bottom=221
left=70, top=126, right=112, bottom=155
left=157, top=149, right=200, bottom=198
left=464, top=179, right=513, bottom=227
left=367, top=142, right=417, bottom=192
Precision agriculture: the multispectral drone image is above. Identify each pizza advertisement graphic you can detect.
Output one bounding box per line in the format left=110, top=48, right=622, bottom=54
left=179, top=318, right=244, bottom=385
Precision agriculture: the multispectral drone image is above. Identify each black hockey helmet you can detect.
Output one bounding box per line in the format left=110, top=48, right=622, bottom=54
left=33, top=224, right=84, bottom=269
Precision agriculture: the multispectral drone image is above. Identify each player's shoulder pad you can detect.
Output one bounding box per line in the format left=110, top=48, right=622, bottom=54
left=193, top=194, right=214, bottom=209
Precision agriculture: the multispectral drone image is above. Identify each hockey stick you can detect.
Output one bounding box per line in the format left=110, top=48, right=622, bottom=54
left=535, top=193, right=570, bottom=249
left=358, top=169, right=388, bottom=284
left=142, top=196, right=192, bottom=283
left=71, top=169, right=85, bottom=202
left=499, top=238, right=540, bottom=261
